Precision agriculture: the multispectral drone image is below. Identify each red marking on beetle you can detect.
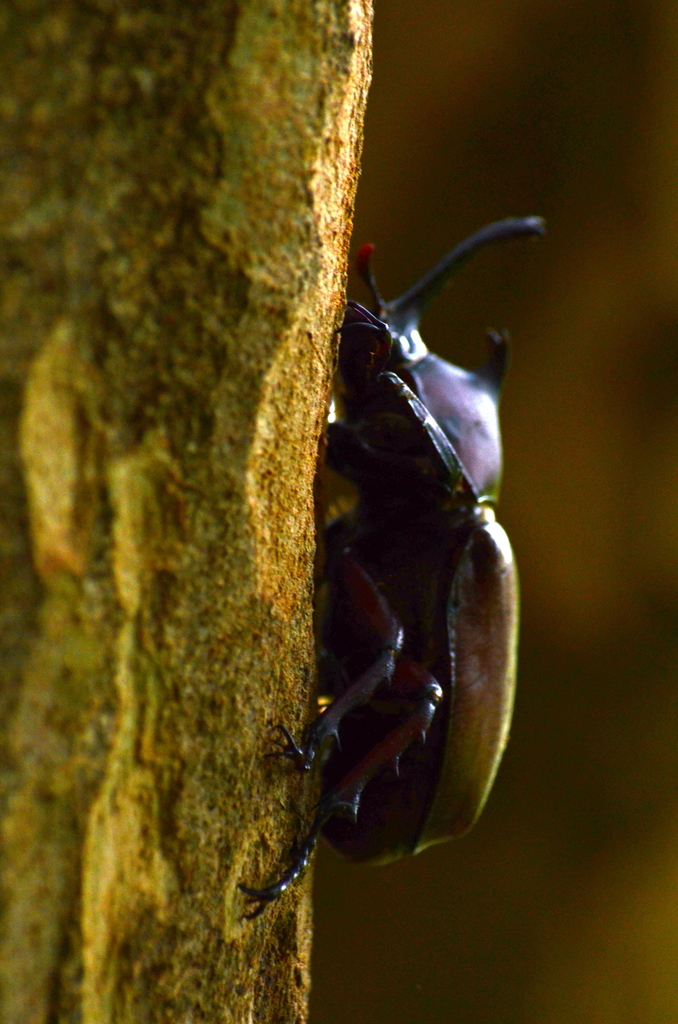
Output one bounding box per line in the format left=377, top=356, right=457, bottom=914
left=356, top=242, right=375, bottom=281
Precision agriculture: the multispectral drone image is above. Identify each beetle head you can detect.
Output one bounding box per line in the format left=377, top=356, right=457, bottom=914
left=336, top=300, right=392, bottom=399
left=356, top=218, right=544, bottom=502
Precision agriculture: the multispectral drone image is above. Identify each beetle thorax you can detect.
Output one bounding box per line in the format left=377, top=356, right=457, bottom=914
left=397, top=354, right=504, bottom=504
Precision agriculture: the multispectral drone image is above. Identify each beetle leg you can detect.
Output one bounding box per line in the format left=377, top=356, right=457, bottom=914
left=298, top=555, right=404, bottom=769
left=239, top=674, right=442, bottom=917
left=321, top=672, right=443, bottom=810
left=267, top=555, right=404, bottom=771
left=238, top=812, right=324, bottom=919
left=304, top=642, right=401, bottom=765
left=271, top=618, right=403, bottom=773
left=264, top=647, right=353, bottom=767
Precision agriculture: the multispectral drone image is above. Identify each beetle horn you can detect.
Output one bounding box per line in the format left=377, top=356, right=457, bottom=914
left=385, top=217, right=545, bottom=338
left=473, top=329, right=510, bottom=395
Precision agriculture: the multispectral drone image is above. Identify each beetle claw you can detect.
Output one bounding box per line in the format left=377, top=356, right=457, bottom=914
left=265, top=724, right=308, bottom=769
left=267, top=716, right=346, bottom=774
left=238, top=887, right=277, bottom=921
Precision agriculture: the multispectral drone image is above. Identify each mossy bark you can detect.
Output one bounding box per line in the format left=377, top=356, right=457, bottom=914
left=0, top=2, right=372, bottom=1021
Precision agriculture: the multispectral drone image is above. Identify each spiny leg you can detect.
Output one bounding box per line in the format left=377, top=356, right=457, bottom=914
left=238, top=813, right=325, bottom=920
left=239, top=669, right=442, bottom=917
left=269, top=555, right=404, bottom=771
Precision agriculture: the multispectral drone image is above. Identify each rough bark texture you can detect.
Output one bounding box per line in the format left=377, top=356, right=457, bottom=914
left=0, top=2, right=372, bottom=1022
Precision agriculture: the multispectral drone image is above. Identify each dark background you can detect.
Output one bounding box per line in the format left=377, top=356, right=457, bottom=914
left=311, top=1, right=678, bottom=1022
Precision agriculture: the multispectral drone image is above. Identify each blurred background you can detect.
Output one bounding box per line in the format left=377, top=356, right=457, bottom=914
left=311, top=1, right=678, bottom=1022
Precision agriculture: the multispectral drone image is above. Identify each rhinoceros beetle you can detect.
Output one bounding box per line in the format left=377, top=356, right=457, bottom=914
left=240, top=216, right=544, bottom=917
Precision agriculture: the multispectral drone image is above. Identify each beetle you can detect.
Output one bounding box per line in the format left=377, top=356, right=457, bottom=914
left=240, top=216, right=544, bottom=917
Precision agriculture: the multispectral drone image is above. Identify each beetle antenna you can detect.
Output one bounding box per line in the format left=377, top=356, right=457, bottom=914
left=386, top=217, right=545, bottom=336
left=356, top=243, right=386, bottom=316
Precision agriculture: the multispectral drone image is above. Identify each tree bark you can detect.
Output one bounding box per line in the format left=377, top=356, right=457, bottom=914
left=0, top=2, right=372, bottom=1021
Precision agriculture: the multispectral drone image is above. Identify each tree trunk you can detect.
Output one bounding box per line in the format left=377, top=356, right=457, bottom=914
left=0, top=2, right=372, bottom=1021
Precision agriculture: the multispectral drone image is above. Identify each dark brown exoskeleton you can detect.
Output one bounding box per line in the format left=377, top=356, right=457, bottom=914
left=240, top=217, right=544, bottom=917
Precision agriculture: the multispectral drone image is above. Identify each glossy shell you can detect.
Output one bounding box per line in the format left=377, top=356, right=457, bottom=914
left=416, top=516, right=518, bottom=849
left=400, top=347, right=506, bottom=503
